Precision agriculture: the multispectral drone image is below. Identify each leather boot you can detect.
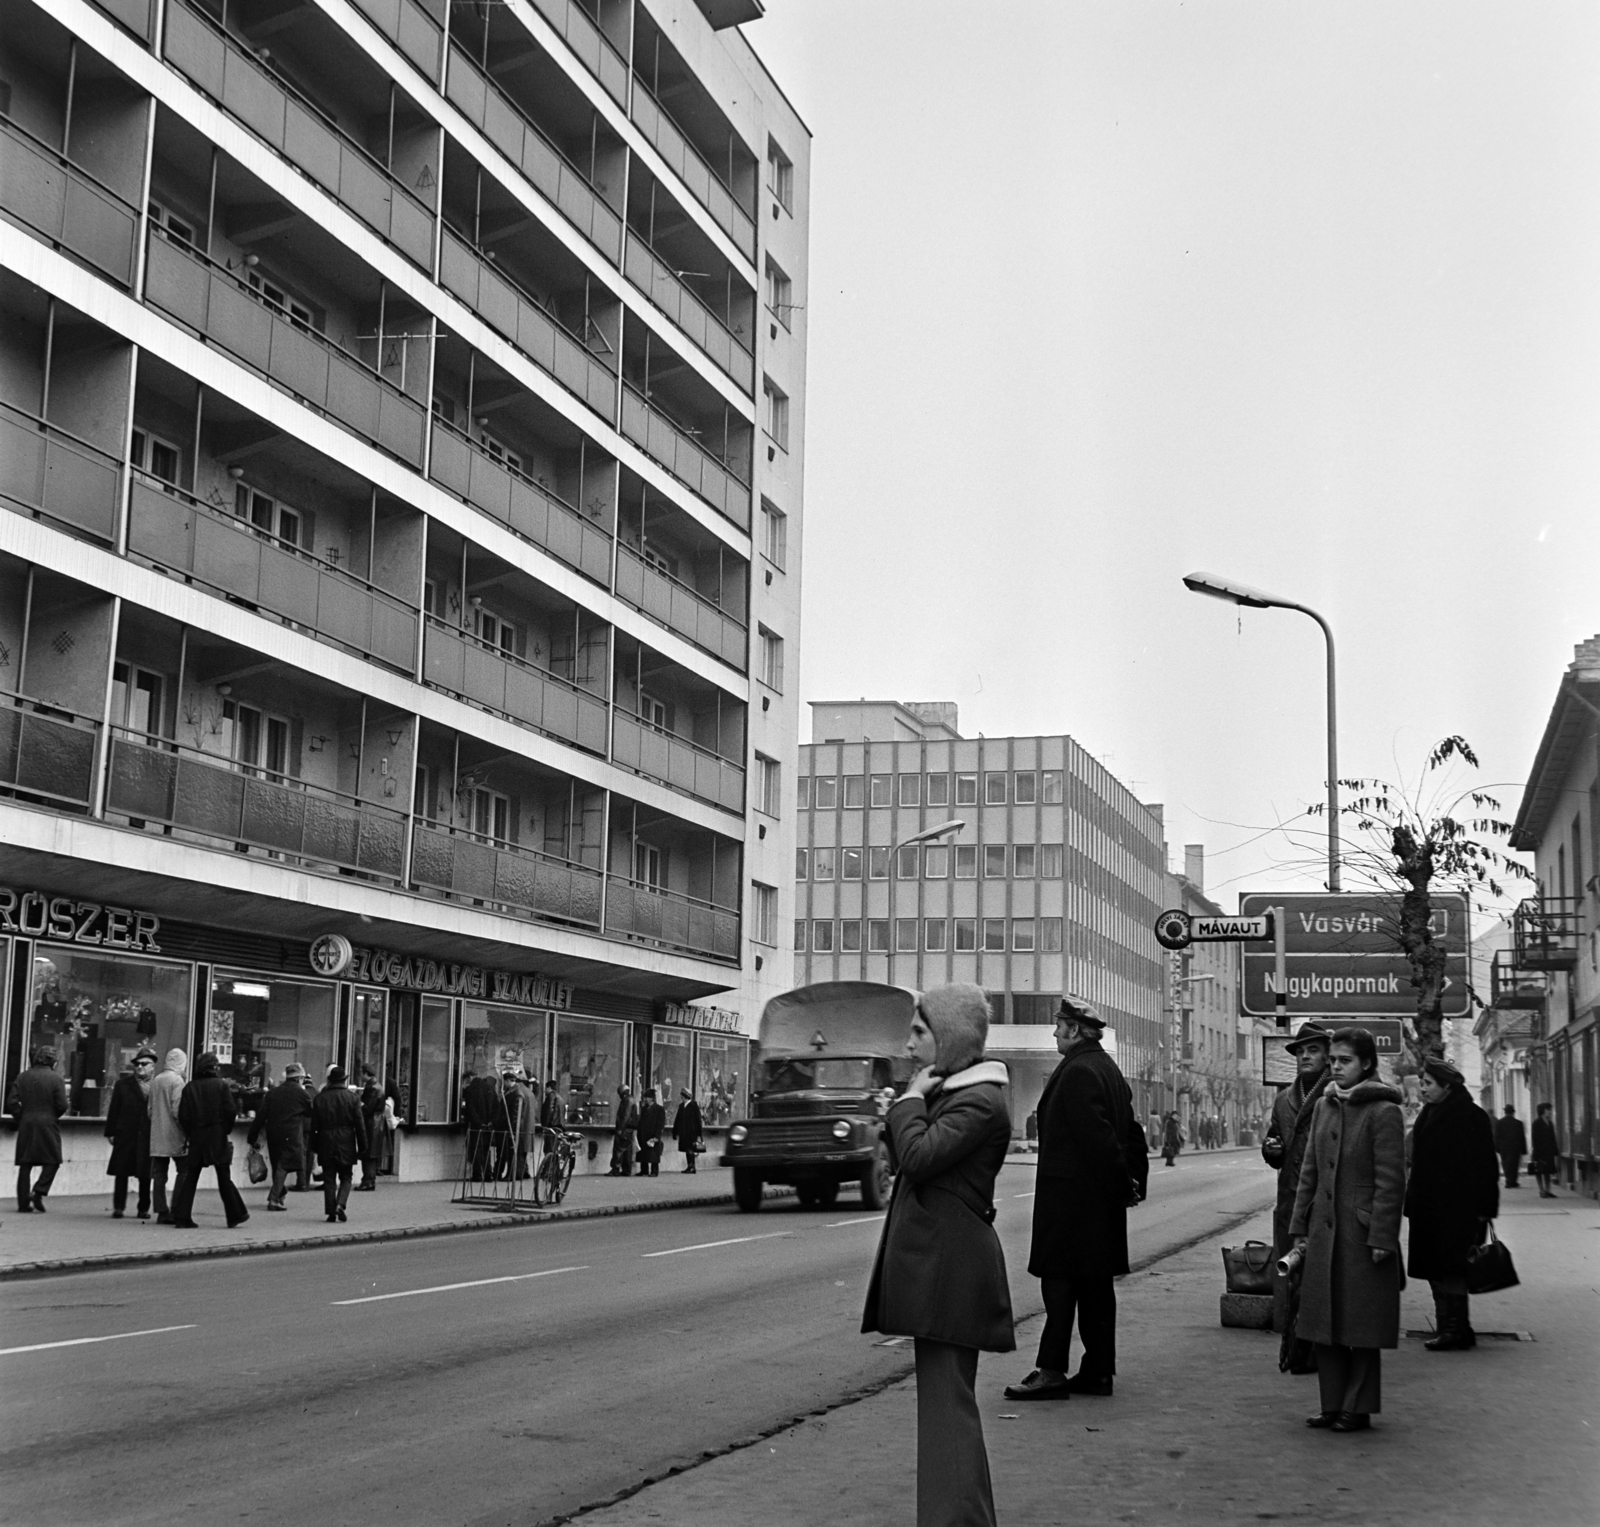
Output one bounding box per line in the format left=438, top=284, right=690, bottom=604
left=1425, top=1294, right=1474, bottom=1351
left=1456, top=1294, right=1477, bottom=1348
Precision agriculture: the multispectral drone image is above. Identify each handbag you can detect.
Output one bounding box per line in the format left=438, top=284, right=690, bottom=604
left=246, top=1145, right=268, bottom=1185
left=1464, top=1222, right=1519, bottom=1294
left=1221, top=1241, right=1274, bottom=1296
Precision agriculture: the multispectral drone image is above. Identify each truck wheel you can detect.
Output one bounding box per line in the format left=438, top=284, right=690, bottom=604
left=733, top=1168, right=764, bottom=1213
left=815, top=1181, right=839, bottom=1208
left=796, top=1184, right=818, bottom=1208
left=860, top=1144, right=891, bottom=1210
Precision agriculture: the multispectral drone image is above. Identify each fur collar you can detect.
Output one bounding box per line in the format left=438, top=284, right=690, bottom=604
left=940, top=1060, right=1010, bottom=1091
left=1324, top=1078, right=1403, bottom=1106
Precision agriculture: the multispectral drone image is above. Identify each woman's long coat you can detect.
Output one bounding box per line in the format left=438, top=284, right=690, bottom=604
left=862, top=1062, right=1016, bottom=1353
left=1289, top=1079, right=1407, bottom=1350
left=1404, top=1085, right=1498, bottom=1281
left=104, top=1074, right=152, bottom=1177
left=7, top=1064, right=68, bottom=1166
left=177, top=1074, right=238, bottom=1168
left=673, top=1098, right=704, bottom=1150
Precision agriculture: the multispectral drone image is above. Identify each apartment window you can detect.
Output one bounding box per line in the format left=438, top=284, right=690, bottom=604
left=1013, top=845, right=1037, bottom=878
left=760, top=497, right=787, bottom=569
left=798, top=776, right=812, bottom=809
left=474, top=605, right=522, bottom=658
left=223, top=701, right=290, bottom=780
left=841, top=847, right=862, bottom=880
left=755, top=754, right=781, bottom=817
left=924, top=845, right=949, bottom=879
left=1040, top=917, right=1063, bottom=953
left=812, top=920, right=834, bottom=952
left=234, top=484, right=304, bottom=551
left=867, top=919, right=890, bottom=953
left=896, top=845, right=919, bottom=880
left=814, top=776, right=837, bottom=809
left=955, top=773, right=978, bottom=806
left=634, top=841, right=662, bottom=887
left=1014, top=771, right=1037, bottom=805
left=763, top=378, right=790, bottom=452
left=765, top=257, right=793, bottom=328
left=1012, top=919, right=1037, bottom=953
left=637, top=691, right=669, bottom=732
left=794, top=920, right=807, bottom=952
left=1041, top=844, right=1063, bottom=878
left=982, top=919, right=1007, bottom=952
left=1041, top=770, right=1063, bottom=804
left=112, top=663, right=165, bottom=739
left=812, top=847, right=836, bottom=881
left=752, top=883, right=778, bottom=946
left=926, top=773, right=950, bottom=807
left=413, top=764, right=431, bottom=820
left=841, top=920, right=862, bottom=952
left=895, top=918, right=918, bottom=953
left=247, top=268, right=316, bottom=331
left=1237, top=1033, right=1250, bottom=1062
left=924, top=919, right=948, bottom=952
left=766, top=136, right=793, bottom=212
left=954, top=845, right=977, bottom=879
left=985, top=772, right=1007, bottom=805
left=843, top=775, right=864, bottom=808
left=984, top=845, right=1007, bottom=879
left=130, top=428, right=180, bottom=486
left=795, top=848, right=808, bottom=880
left=759, top=626, right=784, bottom=690
left=868, top=846, right=890, bottom=879
left=899, top=773, right=921, bottom=807
left=147, top=200, right=195, bottom=246
left=954, top=919, right=977, bottom=952
left=869, top=774, right=892, bottom=808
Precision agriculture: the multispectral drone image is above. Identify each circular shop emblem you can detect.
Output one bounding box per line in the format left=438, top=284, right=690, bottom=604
left=309, top=933, right=355, bottom=977
left=1153, top=909, right=1192, bottom=951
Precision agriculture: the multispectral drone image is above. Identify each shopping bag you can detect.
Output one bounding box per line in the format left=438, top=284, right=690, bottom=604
left=1464, top=1222, right=1519, bottom=1294
left=246, top=1145, right=268, bottom=1185
left=1221, top=1241, right=1274, bottom=1296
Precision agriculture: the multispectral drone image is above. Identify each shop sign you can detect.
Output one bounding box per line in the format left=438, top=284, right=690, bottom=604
left=660, top=1002, right=744, bottom=1033
left=0, top=887, right=161, bottom=952
left=310, top=935, right=572, bottom=1008
left=256, top=1036, right=299, bottom=1050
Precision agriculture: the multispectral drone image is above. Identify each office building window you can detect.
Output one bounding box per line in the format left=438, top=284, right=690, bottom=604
left=984, top=845, right=1007, bottom=878
left=760, top=497, right=787, bottom=569
left=924, top=845, right=949, bottom=879
left=812, top=920, right=834, bottom=952
left=869, top=774, right=892, bottom=807
left=926, top=774, right=950, bottom=807
left=1014, top=771, right=1037, bottom=804
left=895, top=918, right=918, bottom=953
left=1237, top=1033, right=1249, bottom=1062
left=868, top=846, right=890, bottom=879
left=985, top=772, right=1007, bottom=805
left=755, top=754, right=781, bottom=817
left=793, top=920, right=807, bottom=951
left=896, top=845, right=919, bottom=879
left=814, top=776, right=837, bottom=809
left=841, top=847, right=862, bottom=880
left=1040, top=918, right=1063, bottom=953
left=1013, top=845, right=1037, bottom=878
left=955, top=773, right=977, bottom=806
left=795, top=848, right=808, bottom=880
left=983, top=919, right=1007, bottom=952
left=899, top=773, right=921, bottom=806
left=763, top=377, right=790, bottom=451
left=954, top=845, right=977, bottom=879
left=798, top=776, right=812, bottom=809
left=954, top=919, right=977, bottom=951
left=813, top=847, right=836, bottom=881
left=759, top=626, right=784, bottom=689
left=1013, top=919, right=1036, bottom=952
left=765, top=257, right=793, bottom=328
left=841, top=919, right=863, bottom=952
left=1041, top=844, right=1063, bottom=878
left=843, top=775, right=864, bottom=808
left=924, top=919, right=948, bottom=952
left=767, top=136, right=793, bottom=212
left=1041, top=770, right=1063, bottom=804
left=867, top=919, right=890, bottom=953
left=752, top=883, right=777, bottom=945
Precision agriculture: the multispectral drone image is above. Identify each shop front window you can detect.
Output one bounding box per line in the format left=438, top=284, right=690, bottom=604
left=554, top=1016, right=628, bottom=1126
left=697, top=1034, right=750, bottom=1127
left=351, top=988, right=394, bottom=1089
left=650, top=1027, right=690, bottom=1106
left=461, top=1004, right=548, bottom=1091
left=416, top=997, right=454, bottom=1123
left=27, top=948, right=192, bottom=1118
left=208, top=974, right=336, bottom=1110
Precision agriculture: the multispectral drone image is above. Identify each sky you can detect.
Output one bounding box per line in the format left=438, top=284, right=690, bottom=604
left=745, top=0, right=1600, bottom=909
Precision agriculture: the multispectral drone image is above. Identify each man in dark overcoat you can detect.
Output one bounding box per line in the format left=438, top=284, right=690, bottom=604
left=610, top=1085, right=639, bottom=1176
left=1005, top=996, right=1139, bottom=1401
left=673, top=1088, right=704, bottom=1173
left=170, top=1052, right=250, bottom=1228
left=1261, top=1022, right=1332, bottom=1258
left=104, top=1049, right=157, bottom=1218
left=636, top=1088, right=667, bottom=1177
left=462, top=1068, right=500, bottom=1182
left=310, top=1065, right=367, bottom=1222
left=1494, top=1104, right=1526, bottom=1188
left=248, top=1062, right=313, bottom=1209
left=9, top=1047, right=69, bottom=1212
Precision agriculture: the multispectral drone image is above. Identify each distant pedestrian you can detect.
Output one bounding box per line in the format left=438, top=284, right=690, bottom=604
left=8, top=1048, right=68, bottom=1213
left=1530, top=1103, right=1558, bottom=1198
left=862, top=984, right=1013, bottom=1527
left=462, top=1067, right=499, bottom=1182
left=1261, top=1023, right=1332, bottom=1261
left=105, top=1049, right=157, bottom=1218
left=310, top=1065, right=367, bottom=1223
left=1494, top=1104, right=1526, bottom=1188
left=610, top=1086, right=638, bottom=1176
left=1161, top=1112, right=1182, bottom=1167
left=637, top=1089, right=666, bottom=1177
left=1404, top=1056, right=1499, bottom=1352
left=673, top=1088, right=704, bottom=1173
left=498, top=1068, right=535, bottom=1183
left=170, top=1052, right=250, bottom=1229
left=1006, top=995, right=1142, bottom=1403
left=540, top=1080, right=566, bottom=1154
left=1289, top=1028, right=1405, bottom=1433
left=296, top=1069, right=318, bottom=1190
left=248, top=1062, right=312, bottom=1210
left=148, top=1048, right=188, bottom=1222
left=1025, top=1110, right=1039, bottom=1146
left=358, top=1066, right=386, bottom=1190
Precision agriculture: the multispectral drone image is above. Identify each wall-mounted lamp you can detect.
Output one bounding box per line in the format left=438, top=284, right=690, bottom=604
left=308, top=735, right=327, bottom=753
left=757, top=823, right=766, bottom=840
left=761, top=696, right=770, bottom=712
left=226, top=464, right=245, bottom=481
left=347, top=741, right=361, bottom=761
left=243, top=253, right=259, bottom=269
left=216, top=683, right=232, bottom=697
left=385, top=726, right=403, bottom=747
left=754, top=954, right=763, bottom=972
left=469, top=595, right=483, bottom=609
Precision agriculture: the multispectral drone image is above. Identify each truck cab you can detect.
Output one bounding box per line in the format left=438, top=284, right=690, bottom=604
left=720, top=981, right=916, bottom=1212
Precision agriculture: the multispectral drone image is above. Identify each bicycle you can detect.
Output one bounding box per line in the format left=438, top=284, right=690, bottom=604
left=536, top=1129, right=581, bottom=1205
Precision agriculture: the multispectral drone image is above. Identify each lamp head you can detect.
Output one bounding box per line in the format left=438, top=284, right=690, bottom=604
left=1182, top=571, right=1275, bottom=609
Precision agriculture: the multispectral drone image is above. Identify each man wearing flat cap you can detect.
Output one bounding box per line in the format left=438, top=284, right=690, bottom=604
left=1261, top=1022, right=1333, bottom=1264
left=1005, top=995, right=1142, bottom=1401
left=248, top=1061, right=313, bottom=1210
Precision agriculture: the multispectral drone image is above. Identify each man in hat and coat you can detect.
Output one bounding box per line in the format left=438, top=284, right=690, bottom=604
left=248, top=1062, right=313, bottom=1210
left=1494, top=1104, right=1527, bottom=1188
left=610, top=1085, right=639, bottom=1176
left=637, top=1088, right=667, bottom=1177
left=1261, top=1022, right=1333, bottom=1261
left=170, top=1052, right=250, bottom=1228
left=105, top=1048, right=158, bottom=1218
left=673, top=1088, right=704, bottom=1173
left=8, top=1048, right=68, bottom=1212
left=1005, top=996, right=1140, bottom=1401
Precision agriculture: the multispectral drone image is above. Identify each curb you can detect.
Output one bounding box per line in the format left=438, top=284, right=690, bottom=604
left=0, top=1184, right=799, bottom=1283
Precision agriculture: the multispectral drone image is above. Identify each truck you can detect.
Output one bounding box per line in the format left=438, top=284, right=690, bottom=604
left=720, top=981, right=917, bottom=1213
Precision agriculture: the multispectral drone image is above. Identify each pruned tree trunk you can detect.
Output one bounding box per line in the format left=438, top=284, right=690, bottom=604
left=1392, top=823, right=1448, bottom=1060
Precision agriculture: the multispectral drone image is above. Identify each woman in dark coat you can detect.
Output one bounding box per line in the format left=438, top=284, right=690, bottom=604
left=104, top=1048, right=158, bottom=1218
left=8, top=1048, right=68, bottom=1212
left=1530, top=1103, right=1559, bottom=1198
left=310, top=1066, right=367, bottom=1223
left=170, top=1052, right=249, bottom=1228
left=1161, top=1112, right=1183, bottom=1166
left=863, top=983, right=1013, bottom=1527
left=673, top=1088, right=704, bottom=1173
left=1289, top=1028, right=1406, bottom=1434
left=1403, top=1055, right=1499, bottom=1351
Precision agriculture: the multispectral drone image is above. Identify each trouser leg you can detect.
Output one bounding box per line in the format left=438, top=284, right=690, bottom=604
left=914, top=1339, right=996, bottom=1527
left=150, top=1157, right=171, bottom=1217
left=270, top=1160, right=289, bottom=1204
left=214, top=1164, right=248, bottom=1225
left=170, top=1159, right=200, bottom=1223
left=1075, top=1276, right=1118, bottom=1376
left=17, top=1165, right=32, bottom=1209
left=113, top=1176, right=129, bottom=1213
left=1314, top=1343, right=1349, bottom=1414
left=323, top=1167, right=339, bottom=1217
left=336, top=1166, right=353, bottom=1212
left=32, top=1162, right=58, bottom=1200
left=1035, top=1278, right=1079, bottom=1373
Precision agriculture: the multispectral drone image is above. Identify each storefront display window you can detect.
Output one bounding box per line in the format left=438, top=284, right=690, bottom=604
left=209, top=973, right=336, bottom=1110
left=27, top=948, right=192, bottom=1117
left=650, top=1028, right=690, bottom=1106
left=554, top=1016, right=627, bottom=1126
left=351, top=989, right=391, bottom=1087
left=416, top=997, right=453, bottom=1123
left=461, top=1004, right=547, bottom=1088
left=697, top=1034, right=749, bottom=1127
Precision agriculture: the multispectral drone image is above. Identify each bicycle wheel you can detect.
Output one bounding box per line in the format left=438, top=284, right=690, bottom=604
left=559, top=1152, right=575, bottom=1201
left=537, top=1151, right=560, bottom=1205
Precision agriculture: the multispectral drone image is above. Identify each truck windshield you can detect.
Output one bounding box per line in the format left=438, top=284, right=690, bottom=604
left=762, top=1058, right=876, bottom=1093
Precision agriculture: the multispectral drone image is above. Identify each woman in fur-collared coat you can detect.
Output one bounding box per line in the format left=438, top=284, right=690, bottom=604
left=863, top=984, right=1013, bottom=1527
left=1289, top=1027, right=1406, bottom=1434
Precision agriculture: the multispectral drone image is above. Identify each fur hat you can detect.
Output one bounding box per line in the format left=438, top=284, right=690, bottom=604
left=918, top=984, right=989, bottom=1074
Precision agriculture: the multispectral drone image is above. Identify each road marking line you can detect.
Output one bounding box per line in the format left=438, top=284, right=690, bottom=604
left=0, top=1324, right=196, bottom=1357
left=332, top=1266, right=587, bottom=1305
left=643, top=1232, right=792, bottom=1258
left=1013, top=1192, right=1035, bottom=1199
left=824, top=1215, right=885, bottom=1228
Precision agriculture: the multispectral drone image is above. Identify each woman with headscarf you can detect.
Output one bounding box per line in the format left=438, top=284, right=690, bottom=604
left=862, top=984, right=1014, bottom=1527
left=170, top=1052, right=249, bottom=1229
left=105, top=1048, right=158, bottom=1218
left=148, top=1048, right=188, bottom=1223
left=1404, top=1054, right=1499, bottom=1351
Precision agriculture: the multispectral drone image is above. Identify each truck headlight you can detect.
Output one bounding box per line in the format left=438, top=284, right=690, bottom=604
left=729, top=1124, right=748, bottom=1144
left=831, top=1120, right=852, bottom=1141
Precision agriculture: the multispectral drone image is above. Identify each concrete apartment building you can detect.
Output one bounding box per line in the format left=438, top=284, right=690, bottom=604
left=794, top=700, right=1167, bottom=1124
left=0, top=0, right=809, bottom=1187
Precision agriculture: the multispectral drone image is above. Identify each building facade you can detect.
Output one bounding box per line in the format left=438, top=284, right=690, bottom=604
left=794, top=701, right=1167, bottom=1125
left=0, top=0, right=808, bottom=1188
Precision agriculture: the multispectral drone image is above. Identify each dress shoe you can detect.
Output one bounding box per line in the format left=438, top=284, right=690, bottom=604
left=266, top=1201, right=287, bottom=1211
left=326, top=1213, right=339, bottom=1223
left=156, top=1211, right=173, bottom=1224
left=31, top=1193, right=47, bottom=1213
left=1331, top=1413, right=1371, bottom=1433
left=1305, top=1412, right=1338, bottom=1429
left=1003, top=1370, right=1073, bottom=1402
left=112, top=1210, right=125, bottom=1219
left=336, top=1208, right=347, bottom=1223
left=171, top=1219, right=200, bottom=1228
left=16, top=1201, right=32, bottom=1213
left=137, top=1210, right=151, bottom=1220
left=1067, top=1372, right=1114, bottom=1396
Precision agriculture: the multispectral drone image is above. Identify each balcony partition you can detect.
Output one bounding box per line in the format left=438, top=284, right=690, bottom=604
left=613, top=543, right=745, bottom=669
left=628, top=85, right=755, bottom=264
left=623, top=232, right=753, bottom=394
left=0, top=397, right=122, bottom=545
left=527, top=0, right=629, bottom=107
left=347, top=0, right=445, bottom=85
left=127, top=477, right=419, bottom=670
left=604, top=878, right=738, bottom=961
left=143, top=231, right=428, bottom=468
left=611, top=712, right=742, bottom=814
left=619, top=385, right=749, bottom=531
left=410, top=821, right=603, bottom=928
left=0, top=689, right=101, bottom=811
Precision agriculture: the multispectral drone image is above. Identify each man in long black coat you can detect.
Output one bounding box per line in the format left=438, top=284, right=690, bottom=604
left=636, top=1089, right=667, bottom=1177
left=170, top=1052, right=249, bottom=1228
left=9, top=1048, right=69, bottom=1212
left=249, top=1063, right=313, bottom=1209
left=1494, top=1104, right=1527, bottom=1187
left=1006, top=996, right=1139, bottom=1401
left=462, top=1069, right=501, bottom=1182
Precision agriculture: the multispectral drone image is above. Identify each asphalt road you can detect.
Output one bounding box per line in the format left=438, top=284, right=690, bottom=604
left=0, top=1149, right=1273, bottom=1527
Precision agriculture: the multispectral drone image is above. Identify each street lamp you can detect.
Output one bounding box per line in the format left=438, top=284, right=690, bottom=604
left=1181, top=572, right=1341, bottom=892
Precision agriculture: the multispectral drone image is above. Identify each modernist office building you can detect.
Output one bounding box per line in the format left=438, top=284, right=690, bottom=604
left=795, top=701, right=1167, bottom=1122
left=0, top=0, right=808, bottom=1187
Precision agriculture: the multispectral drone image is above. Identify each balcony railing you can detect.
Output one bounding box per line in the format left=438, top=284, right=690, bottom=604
left=347, top=0, right=444, bottom=85
left=106, top=729, right=407, bottom=881
left=0, top=397, right=122, bottom=545
left=604, top=877, right=739, bottom=961
left=439, top=226, right=617, bottom=423
left=0, top=115, right=139, bottom=288
left=127, top=475, right=419, bottom=671
left=410, top=820, right=603, bottom=928
left=93, top=0, right=156, bottom=43
left=613, top=543, right=746, bottom=670
left=628, top=83, right=755, bottom=264
left=611, top=712, right=743, bottom=814
left=144, top=230, right=428, bottom=468
left=421, top=615, right=608, bottom=755
left=162, top=0, right=436, bottom=271
left=1489, top=948, right=1546, bottom=1011
left=443, top=44, right=622, bottom=265
left=0, top=689, right=101, bottom=811
left=427, top=418, right=612, bottom=584
left=623, top=231, right=754, bottom=395
left=527, top=0, right=629, bottom=108
left=1512, top=894, right=1582, bottom=972
left=620, top=384, right=750, bottom=531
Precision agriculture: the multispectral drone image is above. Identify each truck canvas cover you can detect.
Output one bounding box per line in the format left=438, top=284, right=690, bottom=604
left=758, top=982, right=916, bottom=1059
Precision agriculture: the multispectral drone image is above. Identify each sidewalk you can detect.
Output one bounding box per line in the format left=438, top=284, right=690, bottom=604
left=0, top=1166, right=788, bottom=1280
left=575, top=1192, right=1600, bottom=1527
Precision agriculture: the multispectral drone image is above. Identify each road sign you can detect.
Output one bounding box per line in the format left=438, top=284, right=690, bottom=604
left=1154, top=909, right=1273, bottom=950
left=1262, top=1018, right=1406, bottom=1085
left=1239, top=892, right=1470, bottom=1020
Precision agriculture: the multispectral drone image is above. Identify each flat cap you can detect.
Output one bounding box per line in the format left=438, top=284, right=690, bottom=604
left=1059, top=994, right=1107, bottom=1031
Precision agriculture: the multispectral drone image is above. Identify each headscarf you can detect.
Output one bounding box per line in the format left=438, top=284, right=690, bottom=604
left=918, top=983, right=989, bottom=1075
left=1421, top=1055, right=1465, bottom=1090
left=164, top=1048, right=188, bottom=1078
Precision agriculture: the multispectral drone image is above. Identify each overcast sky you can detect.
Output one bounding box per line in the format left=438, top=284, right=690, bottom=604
left=748, top=1, right=1600, bottom=909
